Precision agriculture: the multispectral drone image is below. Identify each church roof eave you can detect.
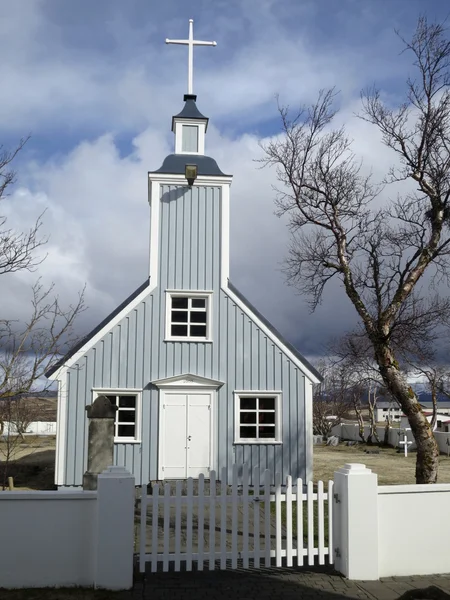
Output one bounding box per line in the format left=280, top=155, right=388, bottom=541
left=149, top=154, right=231, bottom=178
left=45, top=279, right=151, bottom=378
left=227, top=281, right=323, bottom=383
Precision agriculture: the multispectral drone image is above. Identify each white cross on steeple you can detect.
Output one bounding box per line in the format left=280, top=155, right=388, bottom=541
left=166, top=19, right=217, bottom=95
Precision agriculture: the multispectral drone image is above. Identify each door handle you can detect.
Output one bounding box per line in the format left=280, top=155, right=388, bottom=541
left=187, top=435, right=192, bottom=441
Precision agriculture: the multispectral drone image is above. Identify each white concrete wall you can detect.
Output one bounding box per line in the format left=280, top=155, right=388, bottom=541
left=333, top=423, right=405, bottom=447
left=378, top=484, right=450, bottom=577
left=333, top=423, right=450, bottom=454
left=0, top=491, right=96, bottom=588
left=1, top=421, right=56, bottom=435
left=0, top=466, right=135, bottom=590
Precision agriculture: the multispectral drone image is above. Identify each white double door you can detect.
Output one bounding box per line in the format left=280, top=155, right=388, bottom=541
left=160, top=391, right=213, bottom=479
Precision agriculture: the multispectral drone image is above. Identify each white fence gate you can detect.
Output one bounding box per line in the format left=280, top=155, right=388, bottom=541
left=139, top=464, right=334, bottom=573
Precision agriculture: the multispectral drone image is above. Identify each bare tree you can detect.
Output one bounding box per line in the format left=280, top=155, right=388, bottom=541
left=0, top=137, right=47, bottom=274
left=408, top=362, right=450, bottom=430
left=313, top=360, right=353, bottom=437
left=261, top=18, right=450, bottom=482
left=0, top=281, right=85, bottom=488
left=0, top=139, right=85, bottom=488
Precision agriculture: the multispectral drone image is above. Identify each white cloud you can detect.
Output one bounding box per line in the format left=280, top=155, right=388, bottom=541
left=1, top=0, right=446, bottom=360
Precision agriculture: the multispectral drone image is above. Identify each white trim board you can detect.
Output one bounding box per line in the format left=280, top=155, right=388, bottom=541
left=54, top=367, right=68, bottom=486
left=148, top=173, right=233, bottom=186
left=223, top=286, right=321, bottom=384
left=220, top=184, right=230, bottom=287
left=152, top=373, right=224, bottom=388
left=149, top=180, right=160, bottom=285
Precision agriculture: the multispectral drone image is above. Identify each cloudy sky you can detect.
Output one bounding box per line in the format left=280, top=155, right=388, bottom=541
left=1, top=0, right=448, bottom=365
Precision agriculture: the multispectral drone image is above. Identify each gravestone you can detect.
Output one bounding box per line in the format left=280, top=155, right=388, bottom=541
left=326, top=435, right=339, bottom=447
left=83, top=395, right=118, bottom=490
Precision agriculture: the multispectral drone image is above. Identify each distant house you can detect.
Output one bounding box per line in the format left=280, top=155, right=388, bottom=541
left=377, top=400, right=450, bottom=425
left=418, top=401, right=450, bottom=416
left=376, top=400, right=402, bottom=423
left=400, top=410, right=450, bottom=432
left=435, top=418, right=450, bottom=433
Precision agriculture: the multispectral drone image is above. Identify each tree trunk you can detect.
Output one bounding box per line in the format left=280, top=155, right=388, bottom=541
left=430, top=383, right=438, bottom=431
left=383, top=420, right=390, bottom=446
left=376, top=345, right=439, bottom=483
left=367, top=388, right=380, bottom=445
left=353, top=399, right=366, bottom=442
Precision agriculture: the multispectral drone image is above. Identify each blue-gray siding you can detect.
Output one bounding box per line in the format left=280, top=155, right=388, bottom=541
left=62, top=185, right=308, bottom=486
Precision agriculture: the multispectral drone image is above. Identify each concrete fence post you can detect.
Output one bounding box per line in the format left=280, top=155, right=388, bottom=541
left=333, top=463, right=378, bottom=580
left=94, top=466, right=135, bottom=590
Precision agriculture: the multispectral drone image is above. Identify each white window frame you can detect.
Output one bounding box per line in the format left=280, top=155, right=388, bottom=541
left=174, top=120, right=206, bottom=155
left=181, top=124, right=199, bottom=153
left=234, top=391, right=282, bottom=444
left=92, top=389, right=142, bottom=443
left=165, top=290, right=213, bottom=342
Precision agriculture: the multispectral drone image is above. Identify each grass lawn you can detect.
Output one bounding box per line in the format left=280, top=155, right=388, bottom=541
left=0, top=591, right=124, bottom=600
left=313, top=443, right=450, bottom=485
left=0, top=437, right=56, bottom=490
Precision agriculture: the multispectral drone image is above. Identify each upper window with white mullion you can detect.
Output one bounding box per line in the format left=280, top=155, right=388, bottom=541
left=167, top=293, right=211, bottom=341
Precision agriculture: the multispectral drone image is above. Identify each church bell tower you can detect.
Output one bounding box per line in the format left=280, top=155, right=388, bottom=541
left=148, top=19, right=232, bottom=292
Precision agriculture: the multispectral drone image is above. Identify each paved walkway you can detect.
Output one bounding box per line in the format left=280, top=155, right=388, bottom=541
left=130, top=566, right=450, bottom=600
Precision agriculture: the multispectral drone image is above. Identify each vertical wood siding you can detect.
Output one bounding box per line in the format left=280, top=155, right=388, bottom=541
left=63, top=185, right=307, bottom=486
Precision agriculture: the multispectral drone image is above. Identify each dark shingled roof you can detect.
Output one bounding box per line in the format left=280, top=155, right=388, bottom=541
left=227, top=281, right=322, bottom=382
left=172, top=94, right=209, bottom=131
left=45, top=279, right=151, bottom=378
left=150, top=154, right=230, bottom=177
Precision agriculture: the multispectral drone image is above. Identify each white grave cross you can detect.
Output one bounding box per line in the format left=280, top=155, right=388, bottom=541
left=399, top=433, right=413, bottom=457
left=166, top=19, right=217, bottom=95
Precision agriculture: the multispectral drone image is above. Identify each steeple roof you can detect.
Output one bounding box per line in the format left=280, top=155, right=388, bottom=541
left=172, top=94, right=209, bottom=132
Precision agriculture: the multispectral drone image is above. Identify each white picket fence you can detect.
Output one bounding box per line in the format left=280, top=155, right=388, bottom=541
left=139, top=464, right=334, bottom=573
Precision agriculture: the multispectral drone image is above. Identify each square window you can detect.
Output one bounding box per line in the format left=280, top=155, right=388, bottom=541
left=118, top=424, right=135, bottom=438
left=240, top=425, right=257, bottom=438
left=118, top=395, right=135, bottom=408
left=190, top=324, right=207, bottom=337
left=190, top=311, right=207, bottom=324
left=172, top=297, right=188, bottom=309
left=119, top=410, right=135, bottom=423
left=172, top=310, right=188, bottom=323
left=94, top=392, right=140, bottom=442
left=241, top=397, right=256, bottom=410
left=192, top=298, right=206, bottom=308
left=166, top=292, right=212, bottom=341
left=235, top=394, right=281, bottom=443
left=172, top=324, right=188, bottom=337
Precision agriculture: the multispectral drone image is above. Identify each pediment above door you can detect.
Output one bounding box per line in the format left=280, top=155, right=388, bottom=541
left=151, top=373, right=225, bottom=389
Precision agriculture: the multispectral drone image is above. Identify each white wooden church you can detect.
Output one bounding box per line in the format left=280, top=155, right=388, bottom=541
left=46, top=20, right=321, bottom=487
